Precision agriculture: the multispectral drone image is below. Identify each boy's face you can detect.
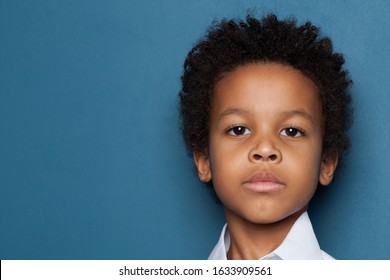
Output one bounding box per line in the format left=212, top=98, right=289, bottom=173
left=194, top=63, right=338, bottom=225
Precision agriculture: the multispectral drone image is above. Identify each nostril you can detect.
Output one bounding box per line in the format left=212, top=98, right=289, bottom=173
left=251, top=152, right=279, bottom=162
left=269, top=154, right=277, bottom=161
left=253, top=154, right=262, bottom=161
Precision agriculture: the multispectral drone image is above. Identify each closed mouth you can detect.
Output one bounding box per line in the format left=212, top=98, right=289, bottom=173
left=242, top=171, right=285, bottom=193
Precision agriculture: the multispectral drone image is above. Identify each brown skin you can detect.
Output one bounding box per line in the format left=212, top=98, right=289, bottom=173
left=194, top=63, right=338, bottom=260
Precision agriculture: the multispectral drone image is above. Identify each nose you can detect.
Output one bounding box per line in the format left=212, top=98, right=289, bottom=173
left=249, top=137, right=282, bottom=164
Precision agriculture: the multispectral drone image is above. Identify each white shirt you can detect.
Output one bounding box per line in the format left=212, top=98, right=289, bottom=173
left=208, top=212, right=334, bottom=260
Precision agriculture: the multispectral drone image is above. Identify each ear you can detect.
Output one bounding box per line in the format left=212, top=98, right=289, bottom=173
left=319, top=153, right=339, bottom=186
left=193, top=149, right=212, bottom=182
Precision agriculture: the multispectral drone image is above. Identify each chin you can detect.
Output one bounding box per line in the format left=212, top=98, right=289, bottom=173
left=247, top=217, right=283, bottom=225
left=242, top=208, right=302, bottom=225
left=240, top=212, right=285, bottom=225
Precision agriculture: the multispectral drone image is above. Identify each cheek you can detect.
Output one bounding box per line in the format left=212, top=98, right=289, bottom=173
left=209, top=139, right=247, bottom=171
left=208, top=142, right=243, bottom=187
left=303, top=151, right=323, bottom=185
left=285, top=140, right=323, bottom=180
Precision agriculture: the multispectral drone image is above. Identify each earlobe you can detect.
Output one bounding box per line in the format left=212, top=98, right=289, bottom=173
left=319, top=153, right=339, bottom=186
left=193, top=150, right=212, bottom=182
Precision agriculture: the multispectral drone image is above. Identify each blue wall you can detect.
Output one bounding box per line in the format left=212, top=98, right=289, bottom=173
left=1, top=0, right=389, bottom=260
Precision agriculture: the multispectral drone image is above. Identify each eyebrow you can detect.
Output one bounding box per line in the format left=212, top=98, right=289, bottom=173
left=217, top=108, right=253, bottom=121
left=217, top=108, right=315, bottom=124
left=280, top=110, right=315, bottom=124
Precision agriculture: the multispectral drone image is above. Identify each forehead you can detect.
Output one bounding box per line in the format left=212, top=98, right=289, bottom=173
left=212, top=63, right=322, bottom=118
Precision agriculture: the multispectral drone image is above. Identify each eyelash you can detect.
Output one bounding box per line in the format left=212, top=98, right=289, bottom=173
left=225, top=125, right=305, bottom=137
left=280, top=126, right=305, bottom=137
left=226, top=125, right=251, bottom=136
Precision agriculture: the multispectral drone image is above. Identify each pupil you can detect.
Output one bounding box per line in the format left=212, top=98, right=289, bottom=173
left=287, top=128, right=297, bottom=136
left=234, top=127, right=244, bottom=135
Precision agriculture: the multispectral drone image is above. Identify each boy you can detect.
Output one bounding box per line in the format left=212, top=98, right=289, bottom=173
left=179, top=14, right=352, bottom=260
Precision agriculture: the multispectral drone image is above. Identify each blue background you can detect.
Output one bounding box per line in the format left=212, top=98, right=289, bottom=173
left=1, top=0, right=389, bottom=260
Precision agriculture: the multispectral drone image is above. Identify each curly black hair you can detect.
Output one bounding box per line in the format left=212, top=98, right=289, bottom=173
left=179, top=13, right=353, bottom=181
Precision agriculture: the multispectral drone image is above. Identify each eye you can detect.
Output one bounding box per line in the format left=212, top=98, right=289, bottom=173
left=227, top=126, right=251, bottom=136
left=281, top=127, right=304, bottom=137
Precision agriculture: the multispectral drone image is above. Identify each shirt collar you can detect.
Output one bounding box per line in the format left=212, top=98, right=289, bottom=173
left=208, top=211, right=327, bottom=260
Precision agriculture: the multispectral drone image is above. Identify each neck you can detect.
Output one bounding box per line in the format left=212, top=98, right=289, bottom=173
left=225, top=208, right=306, bottom=260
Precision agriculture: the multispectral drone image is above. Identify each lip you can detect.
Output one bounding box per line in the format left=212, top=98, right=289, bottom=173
left=242, top=171, right=285, bottom=193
